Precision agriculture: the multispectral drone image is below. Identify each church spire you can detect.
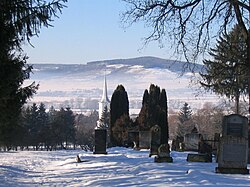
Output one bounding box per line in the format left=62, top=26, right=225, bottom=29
left=100, top=71, right=110, bottom=103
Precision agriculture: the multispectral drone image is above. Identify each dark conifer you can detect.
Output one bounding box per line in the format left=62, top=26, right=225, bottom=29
left=0, top=0, right=66, bottom=149
left=142, top=89, right=149, bottom=106
left=110, top=85, right=129, bottom=146
left=200, top=24, right=248, bottom=114
left=137, top=84, right=169, bottom=144
left=178, top=102, right=192, bottom=124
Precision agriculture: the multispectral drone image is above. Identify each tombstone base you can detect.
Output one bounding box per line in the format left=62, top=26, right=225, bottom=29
left=154, top=156, right=173, bottom=163
left=93, top=151, right=107, bottom=155
left=248, top=149, right=250, bottom=164
left=133, top=147, right=140, bottom=151
left=149, top=151, right=158, bottom=157
left=187, top=153, right=212, bottom=162
left=215, top=167, right=249, bottom=174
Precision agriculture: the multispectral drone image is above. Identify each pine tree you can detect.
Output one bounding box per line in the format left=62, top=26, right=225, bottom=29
left=98, top=106, right=110, bottom=130
left=0, top=0, right=66, bottom=149
left=0, top=48, right=38, bottom=148
left=20, top=103, right=39, bottom=149
left=200, top=24, right=248, bottom=114
left=37, top=103, right=49, bottom=148
left=178, top=103, right=192, bottom=124
left=176, top=102, right=193, bottom=138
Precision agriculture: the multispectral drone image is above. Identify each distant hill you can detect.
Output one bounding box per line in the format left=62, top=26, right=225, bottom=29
left=29, top=56, right=216, bottom=111
left=87, top=56, right=203, bottom=72
left=32, top=56, right=203, bottom=76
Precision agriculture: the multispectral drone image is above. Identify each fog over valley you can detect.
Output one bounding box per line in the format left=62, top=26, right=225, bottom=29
left=27, top=57, right=219, bottom=112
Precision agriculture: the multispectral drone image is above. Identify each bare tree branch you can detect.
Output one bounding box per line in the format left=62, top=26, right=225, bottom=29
left=122, top=0, right=249, bottom=64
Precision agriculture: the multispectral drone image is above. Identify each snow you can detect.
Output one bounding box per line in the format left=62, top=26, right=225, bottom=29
left=1, top=147, right=250, bottom=186
left=106, top=64, right=129, bottom=69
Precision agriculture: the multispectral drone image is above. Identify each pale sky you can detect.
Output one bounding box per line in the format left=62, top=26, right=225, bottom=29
left=23, top=0, right=174, bottom=64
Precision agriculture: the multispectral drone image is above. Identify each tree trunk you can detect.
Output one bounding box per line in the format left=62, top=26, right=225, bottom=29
left=232, top=0, right=250, bottom=121
left=248, top=31, right=250, bottom=123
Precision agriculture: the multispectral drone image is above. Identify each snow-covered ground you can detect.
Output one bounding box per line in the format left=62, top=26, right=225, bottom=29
left=1, top=147, right=250, bottom=186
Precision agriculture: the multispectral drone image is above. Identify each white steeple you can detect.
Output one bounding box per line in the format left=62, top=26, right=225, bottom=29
left=100, top=73, right=110, bottom=103
left=98, top=72, right=110, bottom=119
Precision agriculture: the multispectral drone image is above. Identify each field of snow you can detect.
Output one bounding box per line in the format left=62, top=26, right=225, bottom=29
left=1, top=147, right=250, bottom=186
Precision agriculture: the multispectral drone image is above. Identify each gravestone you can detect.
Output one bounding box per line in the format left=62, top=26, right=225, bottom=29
left=149, top=125, right=161, bottom=157
left=187, top=153, right=212, bottom=162
left=139, top=131, right=151, bottom=149
left=187, top=138, right=212, bottom=162
left=94, top=129, right=107, bottom=154
left=216, top=114, right=249, bottom=174
left=127, top=131, right=139, bottom=149
left=248, top=131, right=250, bottom=164
left=184, top=129, right=202, bottom=151
left=154, top=144, right=173, bottom=163
left=171, top=136, right=184, bottom=151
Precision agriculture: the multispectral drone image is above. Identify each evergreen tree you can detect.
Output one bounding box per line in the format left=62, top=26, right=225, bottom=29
left=178, top=102, right=192, bottom=124
left=142, top=89, right=149, bottom=106
left=112, top=114, right=132, bottom=146
left=75, top=111, right=98, bottom=150
left=160, top=89, right=167, bottom=109
left=149, top=84, right=160, bottom=106
left=20, top=103, right=39, bottom=149
left=110, top=85, right=129, bottom=146
left=159, top=89, right=169, bottom=144
left=63, top=107, right=76, bottom=148
left=137, top=84, right=169, bottom=144
left=37, top=103, right=49, bottom=148
left=200, top=25, right=248, bottom=114
left=47, top=106, right=58, bottom=149
left=0, top=0, right=66, bottom=149
left=176, top=102, right=193, bottom=138
left=98, top=106, right=110, bottom=130
left=0, top=45, right=38, bottom=148
left=51, top=107, right=75, bottom=149
left=0, top=0, right=67, bottom=49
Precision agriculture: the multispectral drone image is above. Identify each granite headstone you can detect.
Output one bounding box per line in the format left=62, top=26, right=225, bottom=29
left=154, top=144, right=173, bottom=163
left=149, top=125, right=161, bottom=157
left=216, top=114, right=249, bottom=174
left=139, top=131, right=151, bottom=149
left=94, top=129, right=107, bottom=154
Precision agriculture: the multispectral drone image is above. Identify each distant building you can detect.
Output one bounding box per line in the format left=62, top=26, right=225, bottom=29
left=96, top=73, right=110, bottom=129
left=99, top=74, right=110, bottom=118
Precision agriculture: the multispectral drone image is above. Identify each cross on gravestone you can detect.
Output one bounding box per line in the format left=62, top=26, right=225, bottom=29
left=216, top=114, right=249, bottom=174
left=149, top=125, right=161, bottom=157
left=93, top=129, right=107, bottom=154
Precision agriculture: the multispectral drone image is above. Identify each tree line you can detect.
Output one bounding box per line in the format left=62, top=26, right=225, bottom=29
left=0, top=103, right=98, bottom=151
left=1, top=83, right=247, bottom=151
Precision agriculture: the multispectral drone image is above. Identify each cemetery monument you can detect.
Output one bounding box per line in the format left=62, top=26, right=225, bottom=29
left=216, top=114, right=249, bottom=174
